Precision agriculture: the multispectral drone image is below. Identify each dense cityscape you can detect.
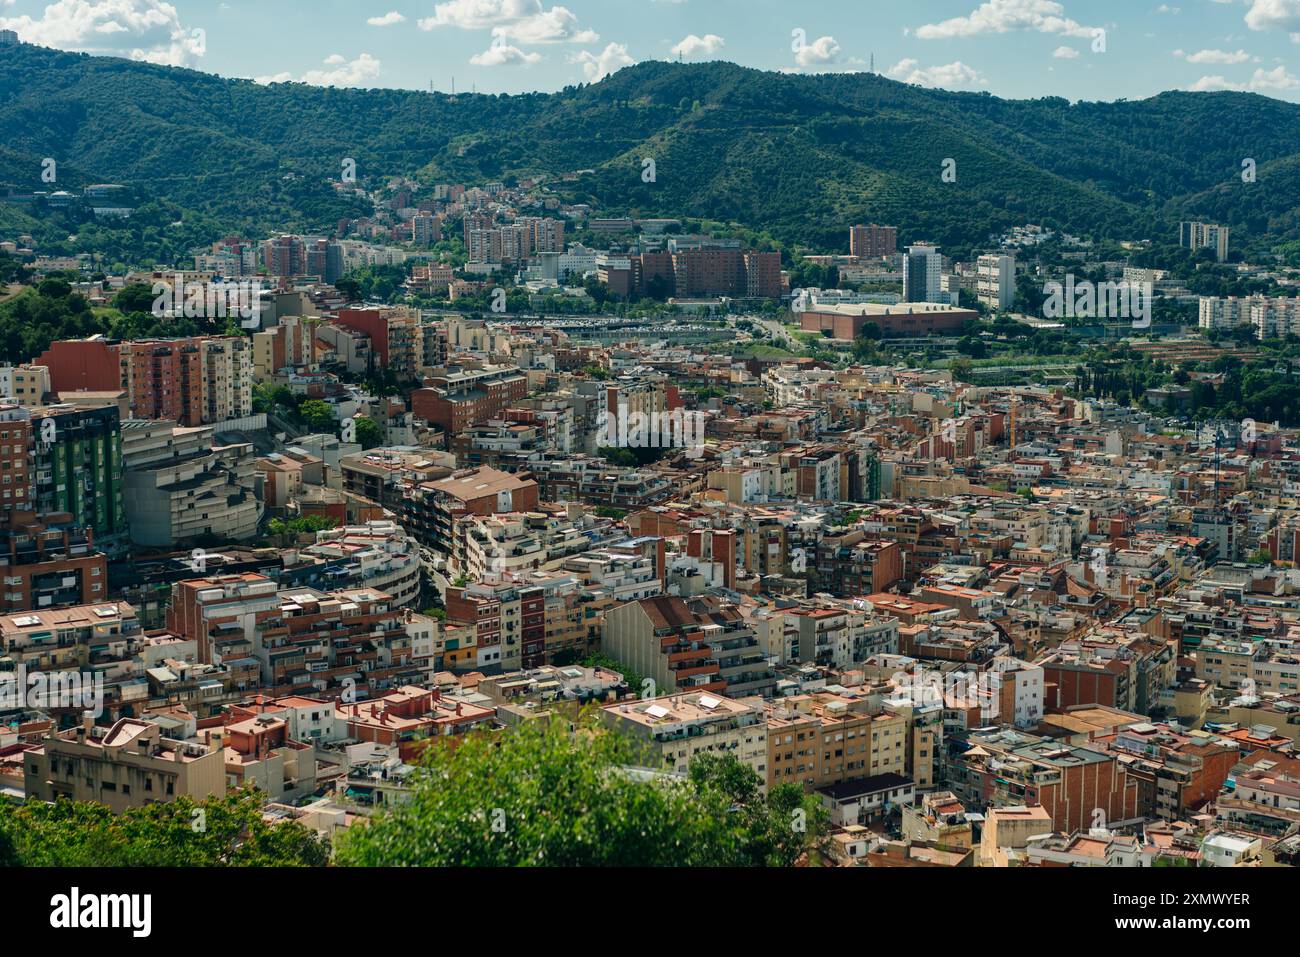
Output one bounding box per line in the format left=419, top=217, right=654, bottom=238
left=0, top=4, right=1298, bottom=930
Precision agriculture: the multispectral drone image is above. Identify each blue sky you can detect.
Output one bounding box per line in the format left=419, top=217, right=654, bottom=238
left=3, top=0, right=1300, bottom=101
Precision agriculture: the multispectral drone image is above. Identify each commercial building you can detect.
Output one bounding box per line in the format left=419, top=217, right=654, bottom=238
left=799, top=301, right=977, bottom=340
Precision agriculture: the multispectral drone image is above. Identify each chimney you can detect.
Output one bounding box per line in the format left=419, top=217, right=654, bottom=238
left=455, top=701, right=463, bottom=716
left=82, top=710, right=93, bottom=733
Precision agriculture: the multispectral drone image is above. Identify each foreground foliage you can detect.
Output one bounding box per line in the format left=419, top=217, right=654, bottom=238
left=335, top=714, right=828, bottom=867
left=0, top=791, right=330, bottom=867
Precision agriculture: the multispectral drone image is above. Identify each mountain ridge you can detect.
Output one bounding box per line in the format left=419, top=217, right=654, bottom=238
left=1, top=44, right=1299, bottom=259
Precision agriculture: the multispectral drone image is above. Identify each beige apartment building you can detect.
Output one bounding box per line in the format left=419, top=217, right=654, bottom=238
left=979, top=805, right=1054, bottom=867
left=600, top=691, right=768, bottom=785
left=24, top=716, right=225, bottom=812
left=764, top=692, right=908, bottom=792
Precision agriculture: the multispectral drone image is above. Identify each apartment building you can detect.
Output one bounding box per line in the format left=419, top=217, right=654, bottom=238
left=600, top=690, right=768, bottom=784
left=1198, top=295, right=1256, bottom=331
left=411, top=363, right=528, bottom=432
left=785, top=602, right=900, bottom=668
left=25, top=716, right=224, bottom=811
left=1096, top=722, right=1238, bottom=821
left=602, top=593, right=777, bottom=698
left=764, top=691, right=907, bottom=792
left=446, top=577, right=530, bottom=673
left=120, top=419, right=262, bottom=547
left=1180, top=220, right=1229, bottom=262
left=0, top=510, right=107, bottom=613
left=947, top=728, right=1140, bottom=834
left=252, top=315, right=325, bottom=381
left=975, top=253, right=1015, bottom=311
left=333, top=307, right=423, bottom=380
left=1197, top=636, right=1300, bottom=696
left=27, top=405, right=129, bottom=558
left=902, top=243, right=944, bottom=304
left=560, top=537, right=665, bottom=604
left=849, top=224, right=897, bottom=259
left=403, top=467, right=539, bottom=553
left=339, top=685, right=495, bottom=761
left=0, top=364, right=51, bottom=407
left=168, top=573, right=433, bottom=698
left=624, top=248, right=782, bottom=299
left=455, top=507, right=619, bottom=580
left=113, top=337, right=253, bottom=426
left=293, top=520, right=422, bottom=609
left=525, top=455, right=674, bottom=508
left=263, top=234, right=307, bottom=277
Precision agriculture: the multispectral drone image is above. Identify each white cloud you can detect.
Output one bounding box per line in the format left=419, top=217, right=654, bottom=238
left=1182, top=48, right=1253, bottom=63
left=1190, top=65, right=1300, bottom=92
left=1052, top=45, right=1080, bottom=58
left=257, top=52, right=381, bottom=88
left=419, top=0, right=596, bottom=43
left=570, top=41, right=635, bottom=81
left=670, top=33, right=724, bottom=59
left=470, top=40, right=541, bottom=65
left=1244, top=0, right=1300, bottom=37
left=367, top=11, right=407, bottom=26
left=0, top=0, right=206, bottom=66
left=886, top=58, right=987, bottom=89
left=1156, top=4, right=1180, bottom=13
left=915, top=0, right=1098, bottom=40
left=793, top=35, right=841, bottom=67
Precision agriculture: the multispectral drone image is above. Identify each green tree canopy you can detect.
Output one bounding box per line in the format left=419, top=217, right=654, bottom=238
left=334, top=714, right=828, bottom=867
left=0, top=792, right=329, bottom=867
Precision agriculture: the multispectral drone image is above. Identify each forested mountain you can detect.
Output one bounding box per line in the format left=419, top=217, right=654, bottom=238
left=1, top=43, right=1298, bottom=260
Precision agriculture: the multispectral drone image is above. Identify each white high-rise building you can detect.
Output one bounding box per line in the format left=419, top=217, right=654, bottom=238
left=1180, top=221, right=1229, bottom=262
left=976, top=254, right=1016, bottom=312
left=1198, top=296, right=1256, bottom=332
left=903, top=243, right=944, bottom=304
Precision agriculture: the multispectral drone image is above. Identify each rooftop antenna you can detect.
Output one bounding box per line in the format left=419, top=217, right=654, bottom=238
left=870, top=53, right=874, bottom=73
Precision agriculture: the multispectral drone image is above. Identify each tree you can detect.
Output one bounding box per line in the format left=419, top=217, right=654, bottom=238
left=950, top=358, right=974, bottom=383
left=112, top=282, right=158, bottom=315
left=334, top=714, right=829, bottom=867
left=0, top=792, right=329, bottom=866
left=687, top=753, right=829, bottom=867
left=353, top=416, right=383, bottom=450
left=298, top=399, right=336, bottom=433
left=267, top=515, right=339, bottom=538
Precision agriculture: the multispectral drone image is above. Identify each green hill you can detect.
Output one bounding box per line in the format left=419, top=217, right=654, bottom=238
left=1, top=44, right=1298, bottom=264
